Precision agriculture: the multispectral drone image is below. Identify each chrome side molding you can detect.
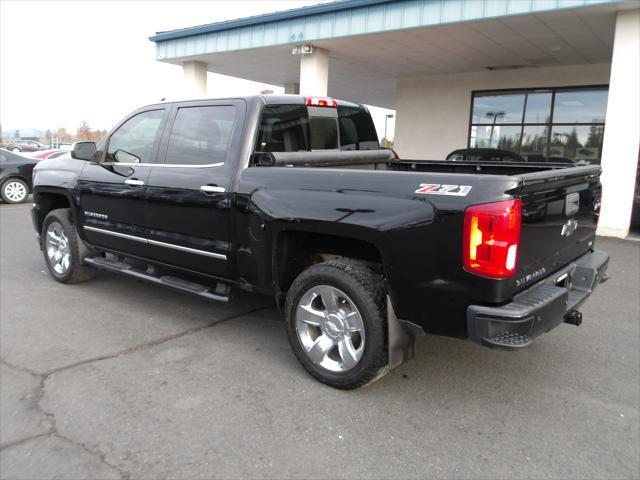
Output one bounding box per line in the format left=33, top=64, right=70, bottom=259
left=83, top=225, right=227, bottom=260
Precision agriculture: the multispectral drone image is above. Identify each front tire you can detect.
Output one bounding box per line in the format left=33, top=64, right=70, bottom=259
left=41, top=208, right=96, bottom=284
left=285, top=260, right=388, bottom=389
left=1, top=178, right=29, bottom=204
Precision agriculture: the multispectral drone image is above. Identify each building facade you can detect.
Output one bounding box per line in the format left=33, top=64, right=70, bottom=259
left=150, top=0, right=640, bottom=237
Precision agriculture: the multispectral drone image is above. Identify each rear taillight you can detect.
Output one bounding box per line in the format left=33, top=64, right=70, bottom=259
left=305, top=96, right=337, bottom=107
left=463, top=199, right=522, bottom=279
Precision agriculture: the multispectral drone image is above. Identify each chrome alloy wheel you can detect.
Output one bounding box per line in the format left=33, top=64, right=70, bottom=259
left=45, top=222, right=71, bottom=275
left=3, top=181, right=27, bottom=202
left=295, top=285, right=365, bottom=372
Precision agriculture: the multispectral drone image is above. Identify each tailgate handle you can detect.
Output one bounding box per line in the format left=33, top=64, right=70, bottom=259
left=565, top=192, right=580, bottom=215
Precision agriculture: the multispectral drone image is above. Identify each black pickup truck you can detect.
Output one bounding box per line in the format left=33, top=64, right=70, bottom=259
left=31, top=95, right=609, bottom=389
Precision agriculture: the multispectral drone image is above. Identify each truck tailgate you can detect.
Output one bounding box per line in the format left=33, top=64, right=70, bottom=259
left=514, top=165, right=602, bottom=291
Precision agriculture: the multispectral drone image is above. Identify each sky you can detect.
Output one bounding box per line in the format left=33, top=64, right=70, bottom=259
left=0, top=0, right=395, bottom=140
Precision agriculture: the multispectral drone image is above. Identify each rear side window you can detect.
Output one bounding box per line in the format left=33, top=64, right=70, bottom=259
left=255, top=104, right=379, bottom=154
left=255, top=105, right=308, bottom=152
left=165, top=105, right=236, bottom=165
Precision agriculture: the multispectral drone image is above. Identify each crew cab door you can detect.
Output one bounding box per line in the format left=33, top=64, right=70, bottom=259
left=143, top=100, right=245, bottom=278
left=78, top=108, right=167, bottom=257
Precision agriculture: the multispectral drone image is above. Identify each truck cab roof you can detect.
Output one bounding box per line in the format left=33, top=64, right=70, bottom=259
left=142, top=94, right=365, bottom=110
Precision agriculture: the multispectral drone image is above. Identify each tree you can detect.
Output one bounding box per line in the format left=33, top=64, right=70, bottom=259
left=92, top=129, right=108, bottom=142
left=37, top=129, right=53, bottom=146
left=586, top=124, right=604, bottom=147
left=56, top=127, right=72, bottom=142
left=565, top=127, right=580, bottom=159
left=77, top=121, right=92, bottom=141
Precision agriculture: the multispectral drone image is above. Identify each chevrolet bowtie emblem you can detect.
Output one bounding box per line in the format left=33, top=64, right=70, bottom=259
left=561, top=218, right=578, bottom=237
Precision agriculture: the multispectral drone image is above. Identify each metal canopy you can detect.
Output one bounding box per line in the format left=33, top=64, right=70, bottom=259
left=150, top=0, right=631, bottom=108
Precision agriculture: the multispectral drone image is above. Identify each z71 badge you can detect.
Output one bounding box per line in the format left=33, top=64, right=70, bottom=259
left=415, top=184, right=472, bottom=196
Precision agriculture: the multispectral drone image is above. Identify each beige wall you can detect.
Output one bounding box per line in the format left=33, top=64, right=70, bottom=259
left=598, top=9, right=640, bottom=237
left=394, top=63, right=611, bottom=160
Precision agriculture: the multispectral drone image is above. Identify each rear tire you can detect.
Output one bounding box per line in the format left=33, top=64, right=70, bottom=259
left=285, top=260, right=388, bottom=389
left=41, top=208, right=96, bottom=284
left=1, top=178, right=29, bottom=204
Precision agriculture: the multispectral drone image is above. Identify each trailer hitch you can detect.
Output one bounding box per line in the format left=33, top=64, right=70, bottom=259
left=564, top=310, right=583, bottom=326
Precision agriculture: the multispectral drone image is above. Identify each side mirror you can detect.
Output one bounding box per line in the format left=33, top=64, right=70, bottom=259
left=71, top=141, right=96, bottom=161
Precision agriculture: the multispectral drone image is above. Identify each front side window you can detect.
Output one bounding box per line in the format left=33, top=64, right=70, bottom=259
left=469, top=87, right=608, bottom=163
left=106, top=109, right=164, bottom=164
left=164, top=106, right=236, bottom=165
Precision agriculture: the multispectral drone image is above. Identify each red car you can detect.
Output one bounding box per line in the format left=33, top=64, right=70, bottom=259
left=26, top=149, right=69, bottom=160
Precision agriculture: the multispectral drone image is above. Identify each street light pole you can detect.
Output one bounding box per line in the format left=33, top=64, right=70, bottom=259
left=486, top=111, right=505, bottom=146
left=384, top=114, right=394, bottom=146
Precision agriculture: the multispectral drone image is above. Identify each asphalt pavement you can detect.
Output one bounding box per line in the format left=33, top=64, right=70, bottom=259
left=1, top=202, right=638, bottom=479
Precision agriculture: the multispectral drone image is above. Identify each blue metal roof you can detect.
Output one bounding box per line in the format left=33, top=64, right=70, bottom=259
left=150, top=0, right=392, bottom=42
left=151, top=0, right=622, bottom=60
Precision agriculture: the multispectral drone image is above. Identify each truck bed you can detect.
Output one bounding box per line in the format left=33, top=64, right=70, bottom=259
left=264, top=150, right=602, bottom=306
left=268, top=150, right=587, bottom=176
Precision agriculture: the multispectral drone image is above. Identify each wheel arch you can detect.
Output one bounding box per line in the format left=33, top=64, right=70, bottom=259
left=32, top=189, right=78, bottom=234
left=272, top=229, right=385, bottom=310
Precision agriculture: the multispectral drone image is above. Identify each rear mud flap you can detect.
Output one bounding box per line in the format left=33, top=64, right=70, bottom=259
left=387, top=296, right=416, bottom=370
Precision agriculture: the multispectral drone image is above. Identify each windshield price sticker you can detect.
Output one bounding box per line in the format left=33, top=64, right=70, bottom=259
left=415, top=184, right=472, bottom=196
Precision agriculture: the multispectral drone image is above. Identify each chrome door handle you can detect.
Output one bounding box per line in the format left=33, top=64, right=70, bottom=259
left=124, top=179, right=145, bottom=187
left=200, top=185, right=225, bottom=194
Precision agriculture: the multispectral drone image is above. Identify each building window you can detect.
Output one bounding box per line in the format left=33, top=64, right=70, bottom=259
left=469, top=87, right=608, bottom=163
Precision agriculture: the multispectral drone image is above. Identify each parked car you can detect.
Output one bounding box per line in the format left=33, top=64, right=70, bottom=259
left=448, top=149, right=581, bottom=164
left=0, top=149, right=37, bottom=203
left=447, top=148, right=526, bottom=162
left=10, top=139, right=47, bottom=153
left=26, top=149, right=69, bottom=160
left=31, top=95, right=609, bottom=389
left=521, top=153, right=577, bottom=164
